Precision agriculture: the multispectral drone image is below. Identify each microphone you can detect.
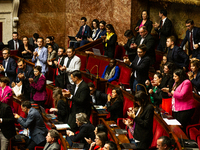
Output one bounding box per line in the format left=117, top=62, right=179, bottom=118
left=1, top=93, right=10, bottom=102
left=90, top=65, right=99, bottom=79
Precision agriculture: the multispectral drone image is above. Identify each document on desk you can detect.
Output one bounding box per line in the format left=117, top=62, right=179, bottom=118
left=55, top=124, right=70, bottom=130
left=46, top=80, right=53, bottom=85
left=163, top=118, right=181, bottom=125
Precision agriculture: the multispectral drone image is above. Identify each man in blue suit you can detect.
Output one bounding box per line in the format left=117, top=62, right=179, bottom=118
left=0, top=47, right=17, bottom=86
left=166, top=36, right=189, bottom=70
left=180, top=19, right=200, bottom=59
left=73, top=17, right=92, bottom=49
left=14, top=101, right=48, bottom=150
left=32, top=37, right=48, bottom=75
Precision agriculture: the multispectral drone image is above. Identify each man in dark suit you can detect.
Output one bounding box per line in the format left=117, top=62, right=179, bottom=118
left=14, top=101, right=48, bottom=150
left=88, top=82, right=107, bottom=105
left=166, top=36, right=189, bottom=70
left=12, top=58, right=34, bottom=100
left=0, top=102, right=16, bottom=150
left=7, top=32, right=23, bottom=50
left=72, top=17, right=92, bottom=49
left=124, top=44, right=150, bottom=92
left=29, top=33, right=39, bottom=49
left=43, top=129, right=60, bottom=150
left=0, top=47, right=17, bottom=86
left=180, top=19, right=200, bottom=59
left=134, top=26, right=155, bottom=65
left=47, top=47, right=66, bottom=88
left=157, top=136, right=173, bottom=150
left=153, top=9, right=172, bottom=52
left=62, top=70, right=91, bottom=131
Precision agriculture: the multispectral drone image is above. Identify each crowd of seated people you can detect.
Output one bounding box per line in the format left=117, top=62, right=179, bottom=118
left=1, top=7, right=200, bottom=150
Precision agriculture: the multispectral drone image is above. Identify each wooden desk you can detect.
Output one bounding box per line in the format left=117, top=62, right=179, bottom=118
left=99, top=118, right=130, bottom=150
left=81, top=70, right=108, bottom=91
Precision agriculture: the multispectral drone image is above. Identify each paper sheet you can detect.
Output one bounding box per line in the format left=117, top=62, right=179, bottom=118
left=163, top=118, right=181, bottom=125
left=55, top=124, right=70, bottom=129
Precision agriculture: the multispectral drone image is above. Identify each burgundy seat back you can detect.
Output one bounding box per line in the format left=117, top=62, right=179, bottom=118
left=150, top=118, right=169, bottom=147
left=45, top=87, right=55, bottom=109
left=76, top=54, right=87, bottom=71
left=118, top=65, right=131, bottom=86
left=99, top=59, right=110, bottom=77
left=86, top=56, right=101, bottom=75
left=123, top=96, right=134, bottom=117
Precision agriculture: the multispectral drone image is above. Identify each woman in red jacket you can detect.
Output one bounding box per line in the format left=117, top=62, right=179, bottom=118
left=29, top=66, right=47, bottom=107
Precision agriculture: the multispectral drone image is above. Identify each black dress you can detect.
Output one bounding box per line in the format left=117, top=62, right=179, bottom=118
left=103, top=33, right=117, bottom=58
left=107, top=98, right=123, bottom=123
left=57, top=99, right=69, bottom=123
left=18, top=44, right=34, bottom=59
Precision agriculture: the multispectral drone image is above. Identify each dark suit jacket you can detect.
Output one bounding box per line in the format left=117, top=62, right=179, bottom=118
left=16, top=65, right=34, bottom=100
left=159, top=74, right=174, bottom=98
left=155, top=18, right=172, bottom=48
left=135, top=33, right=155, bottom=64
left=180, top=27, right=200, bottom=57
left=167, top=45, right=189, bottom=69
left=52, top=56, right=65, bottom=75
left=69, top=123, right=95, bottom=149
left=0, top=102, right=16, bottom=139
left=134, top=104, right=154, bottom=149
left=8, top=39, right=23, bottom=50
left=124, top=36, right=136, bottom=56
left=93, top=90, right=107, bottom=106
left=76, top=25, right=92, bottom=40
left=136, top=19, right=153, bottom=33
left=17, top=44, right=34, bottom=59
left=68, top=81, right=92, bottom=130
left=57, top=99, right=69, bottom=123
left=104, top=33, right=117, bottom=58
left=2, top=57, right=17, bottom=84
left=130, top=55, right=150, bottom=85
left=97, top=29, right=106, bottom=39
left=17, top=107, right=48, bottom=145
left=107, top=99, right=123, bottom=123
left=191, top=69, right=200, bottom=91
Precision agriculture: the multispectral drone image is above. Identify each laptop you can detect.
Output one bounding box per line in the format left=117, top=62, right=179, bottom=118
left=68, top=36, right=77, bottom=41
left=40, top=106, right=57, bottom=119
left=92, top=48, right=101, bottom=56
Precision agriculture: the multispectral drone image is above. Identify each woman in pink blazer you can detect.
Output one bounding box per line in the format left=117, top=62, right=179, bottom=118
left=29, top=66, right=47, bottom=107
left=0, top=76, right=14, bottom=112
left=163, top=69, right=195, bottom=132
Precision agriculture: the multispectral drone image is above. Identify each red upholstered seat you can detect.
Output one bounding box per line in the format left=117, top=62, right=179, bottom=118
left=46, top=66, right=56, bottom=83
left=150, top=118, right=169, bottom=147
left=161, top=98, right=172, bottom=116
left=197, top=135, right=200, bottom=149
left=118, top=66, right=131, bottom=87
left=123, top=97, right=134, bottom=117
left=99, top=60, right=109, bottom=77
left=76, top=54, right=87, bottom=71
left=86, top=57, right=101, bottom=75
left=45, top=87, right=55, bottom=109
left=114, top=45, right=126, bottom=60
left=34, top=146, right=44, bottom=150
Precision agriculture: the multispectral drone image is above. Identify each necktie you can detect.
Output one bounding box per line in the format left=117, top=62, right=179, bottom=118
left=16, top=42, right=18, bottom=50
left=66, top=57, right=72, bottom=68
left=56, top=58, right=61, bottom=76
left=190, top=31, right=193, bottom=51
left=82, top=26, right=85, bottom=35
left=160, top=20, right=163, bottom=29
